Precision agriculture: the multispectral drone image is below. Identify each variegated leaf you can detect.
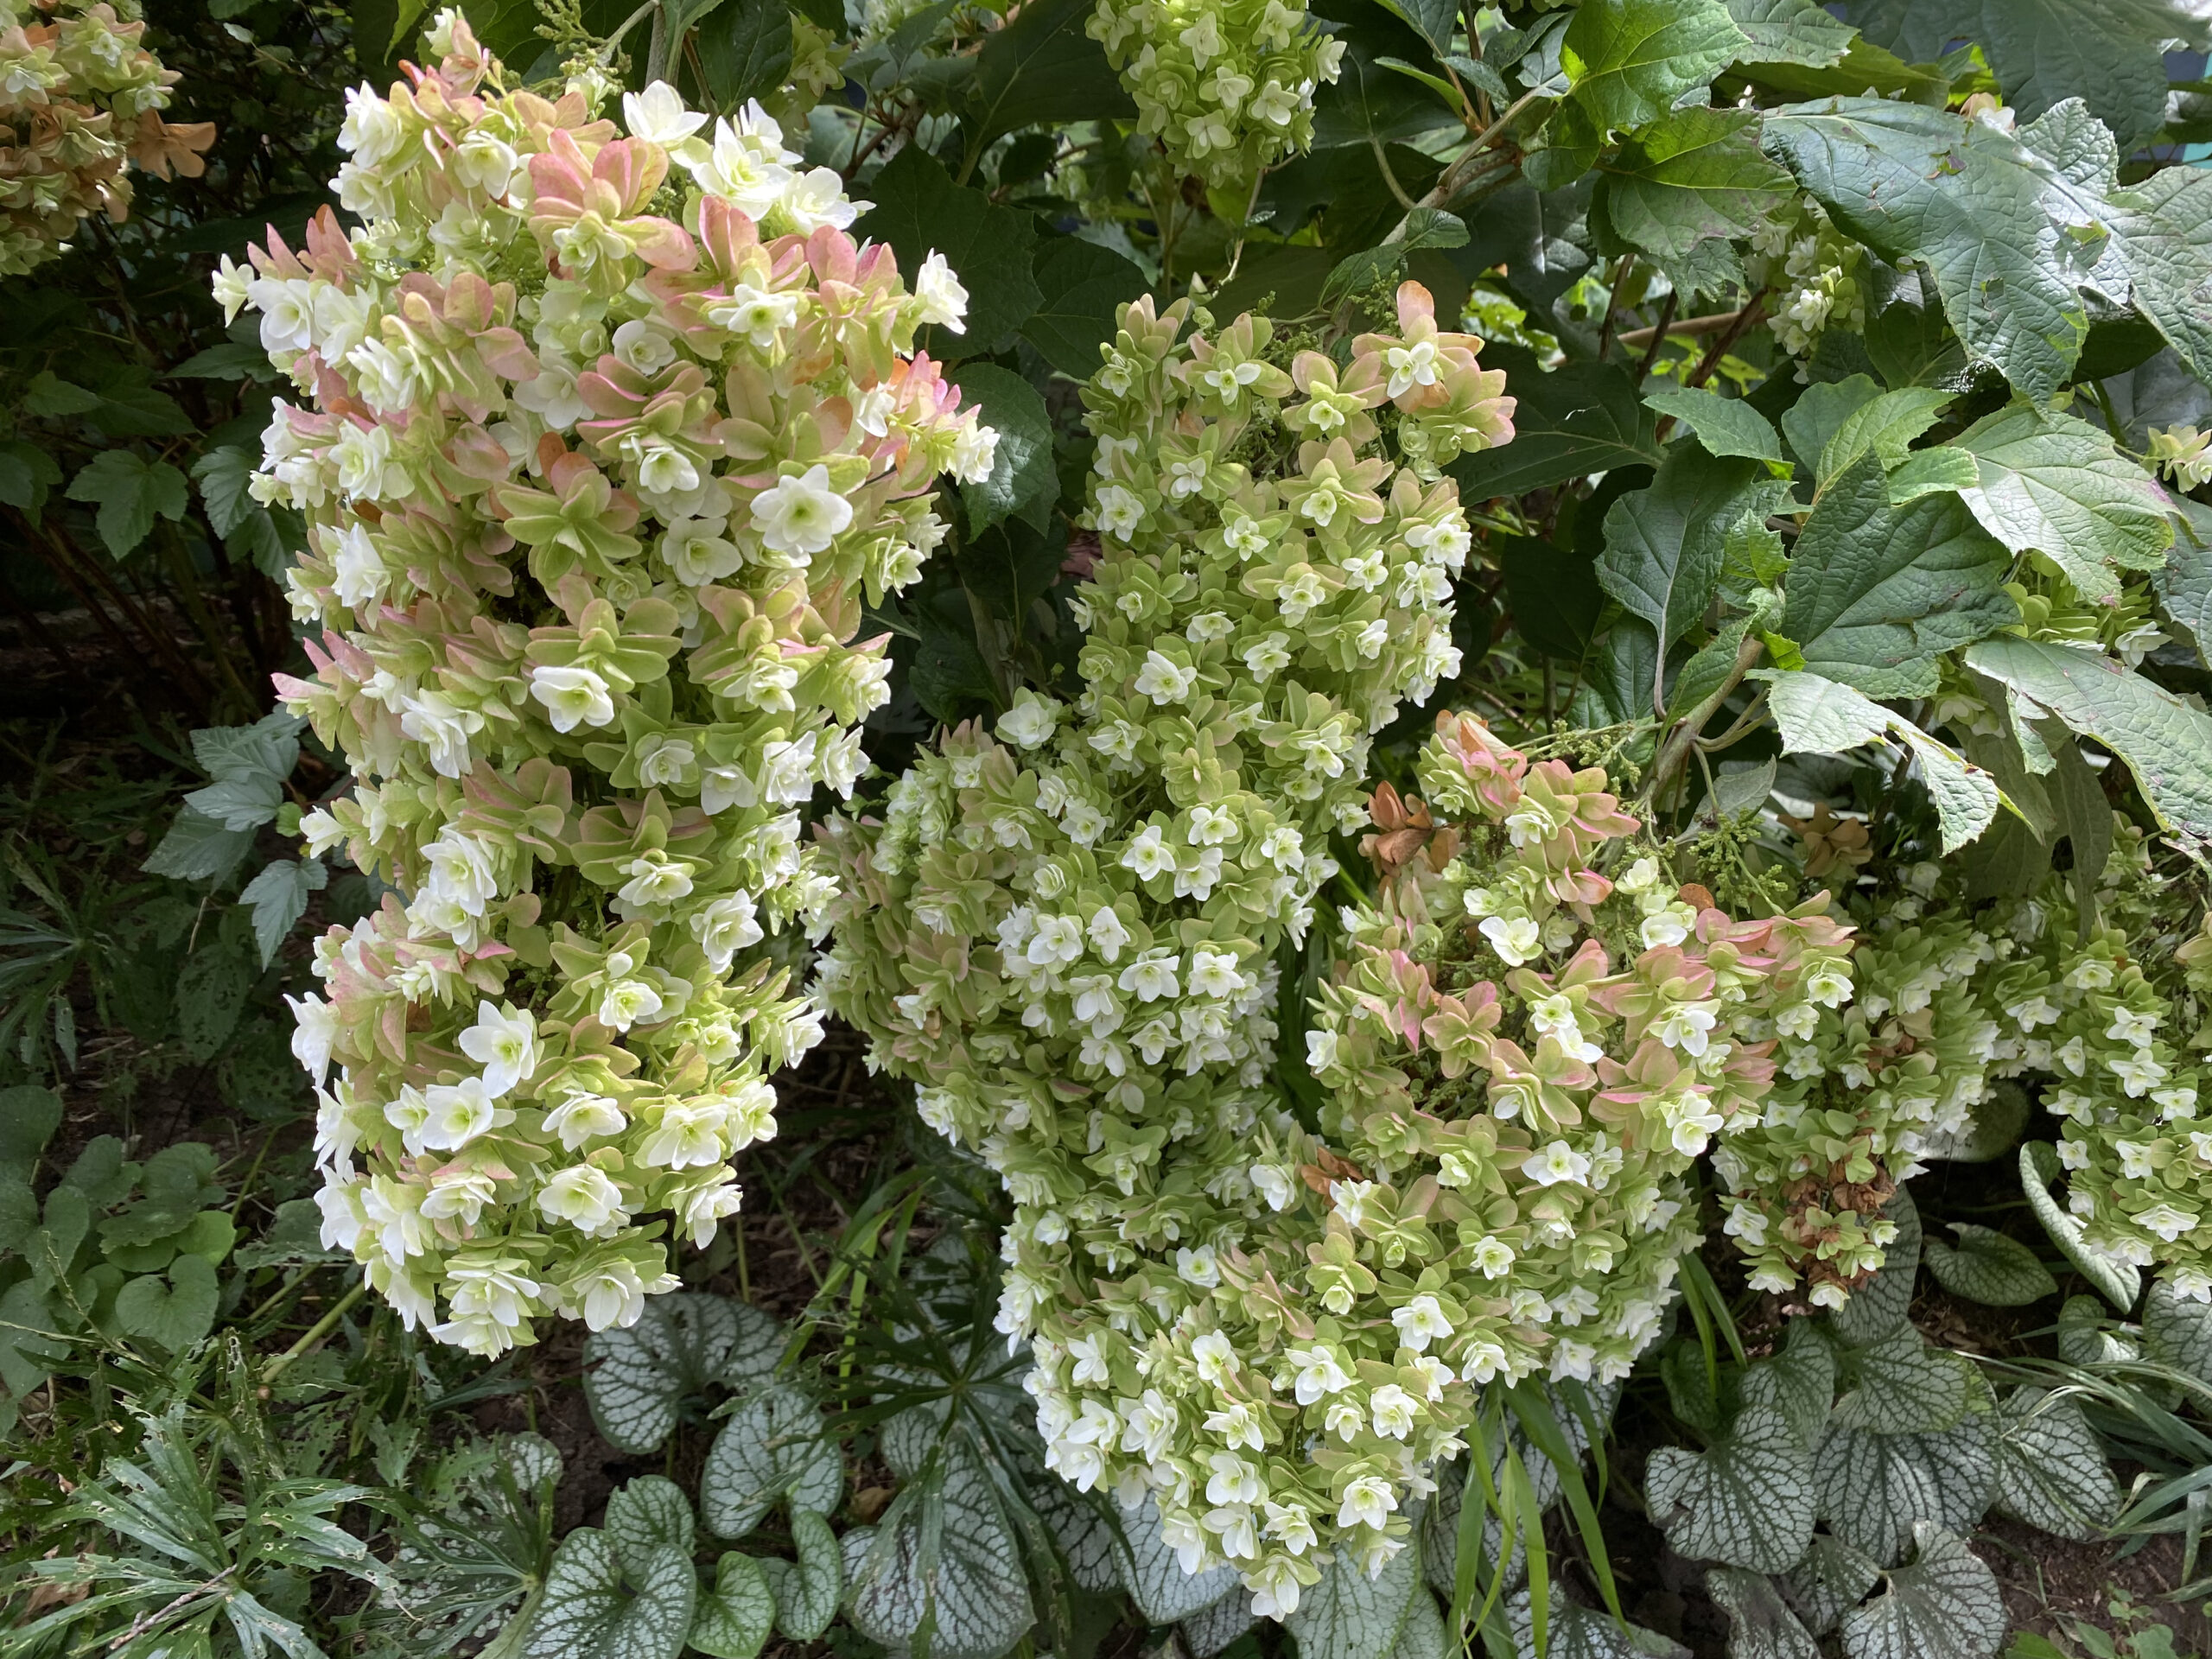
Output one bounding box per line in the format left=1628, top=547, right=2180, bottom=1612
left=1830, top=1331, right=1974, bottom=1436
left=1181, top=1586, right=1257, bottom=1658
left=1837, top=1525, right=2003, bottom=1659
left=1993, top=1388, right=2119, bottom=1542
left=1120, top=1491, right=1239, bottom=1623
left=848, top=1446, right=1033, bottom=1659
left=1831, top=1189, right=1923, bottom=1348
left=583, top=1294, right=783, bottom=1455
left=1647, top=1402, right=1815, bottom=1573
left=760, top=1509, right=841, bottom=1641
left=1922, top=1225, right=2059, bottom=1307
left=604, top=1477, right=694, bottom=1576
left=522, top=1529, right=695, bottom=1659
left=1816, top=1416, right=1996, bottom=1567
left=1287, top=1524, right=1430, bottom=1659
left=1783, top=1535, right=1881, bottom=1637
left=690, top=1553, right=774, bottom=1659
left=1707, top=1566, right=1819, bottom=1659
left=700, top=1384, right=842, bottom=1541
left=2141, top=1276, right=2212, bottom=1385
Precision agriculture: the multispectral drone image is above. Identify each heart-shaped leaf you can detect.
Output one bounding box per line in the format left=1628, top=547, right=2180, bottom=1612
left=1922, top=1224, right=2059, bottom=1307
left=2140, top=1276, right=2212, bottom=1384
left=1830, top=1330, right=1974, bottom=1436
left=849, top=1444, right=1033, bottom=1659
left=1837, top=1524, right=2003, bottom=1659
left=1287, top=1519, right=1433, bottom=1659
left=2056, top=1294, right=2138, bottom=1367
left=1181, top=1586, right=1257, bottom=1658
left=691, top=1553, right=775, bottom=1659
left=1120, top=1491, right=1238, bottom=1622
left=1817, top=1416, right=1997, bottom=1567
left=113, top=1255, right=219, bottom=1351
left=760, top=1509, right=840, bottom=1641
left=523, top=1528, right=695, bottom=1659
left=1784, top=1535, right=1883, bottom=1637
left=700, top=1384, right=842, bottom=1541
left=583, top=1294, right=783, bottom=1454
left=1993, top=1388, right=2119, bottom=1542
left=605, top=1476, right=695, bottom=1573
left=1647, top=1401, right=1815, bottom=1573
left=1707, top=1566, right=1819, bottom=1659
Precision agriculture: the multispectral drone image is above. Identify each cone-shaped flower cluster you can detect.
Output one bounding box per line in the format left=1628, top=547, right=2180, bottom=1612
left=1714, top=824, right=2212, bottom=1305
left=1266, top=717, right=1853, bottom=1603
left=1715, top=865, right=2005, bottom=1304
left=1087, top=0, right=1343, bottom=190
left=821, top=284, right=1516, bottom=1616
left=1991, top=832, right=2212, bottom=1294
left=0, top=0, right=213, bottom=274
left=236, top=13, right=993, bottom=1355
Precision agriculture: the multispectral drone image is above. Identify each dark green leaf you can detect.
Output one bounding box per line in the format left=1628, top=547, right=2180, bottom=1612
left=1781, top=454, right=2014, bottom=698
left=1599, top=442, right=1787, bottom=649
left=1561, top=0, right=1750, bottom=134
left=1726, top=0, right=1856, bottom=67
left=1947, top=403, right=2176, bottom=602
left=1642, top=385, right=1783, bottom=462
left=0, top=440, right=62, bottom=517
left=696, top=0, right=792, bottom=111
left=1501, top=537, right=1606, bottom=663
left=1599, top=106, right=1796, bottom=265
left=1765, top=99, right=2091, bottom=403
left=1022, top=237, right=1147, bottom=378
left=1844, top=0, right=2180, bottom=149
left=946, top=364, right=1054, bottom=535
left=962, top=0, right=1135, bottom=152
left=854, top=148, right=1041, bottom=357
left=1965, top=635, right=2212, bottom=842
left=1450, top=347, right=1665, bottom=499
left=240, top=858, right=328, bottom=967
left=66, top=451, right=189, bottom=558
left=142, top=805, right=256, bottom=884
left=113, top=1255, right=219, bottom=1351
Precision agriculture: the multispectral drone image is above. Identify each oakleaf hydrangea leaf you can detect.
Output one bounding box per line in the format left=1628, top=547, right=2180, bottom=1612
left=1921, top=1225, right=2058, bottom=1307
left=1965, top=637, right=2212, bottom=844
left=1947, top=403, right=2176, bottom=603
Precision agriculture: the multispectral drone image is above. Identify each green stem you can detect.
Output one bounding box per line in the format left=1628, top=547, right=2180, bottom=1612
left=264, top=1281, right=367, bottom=1378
